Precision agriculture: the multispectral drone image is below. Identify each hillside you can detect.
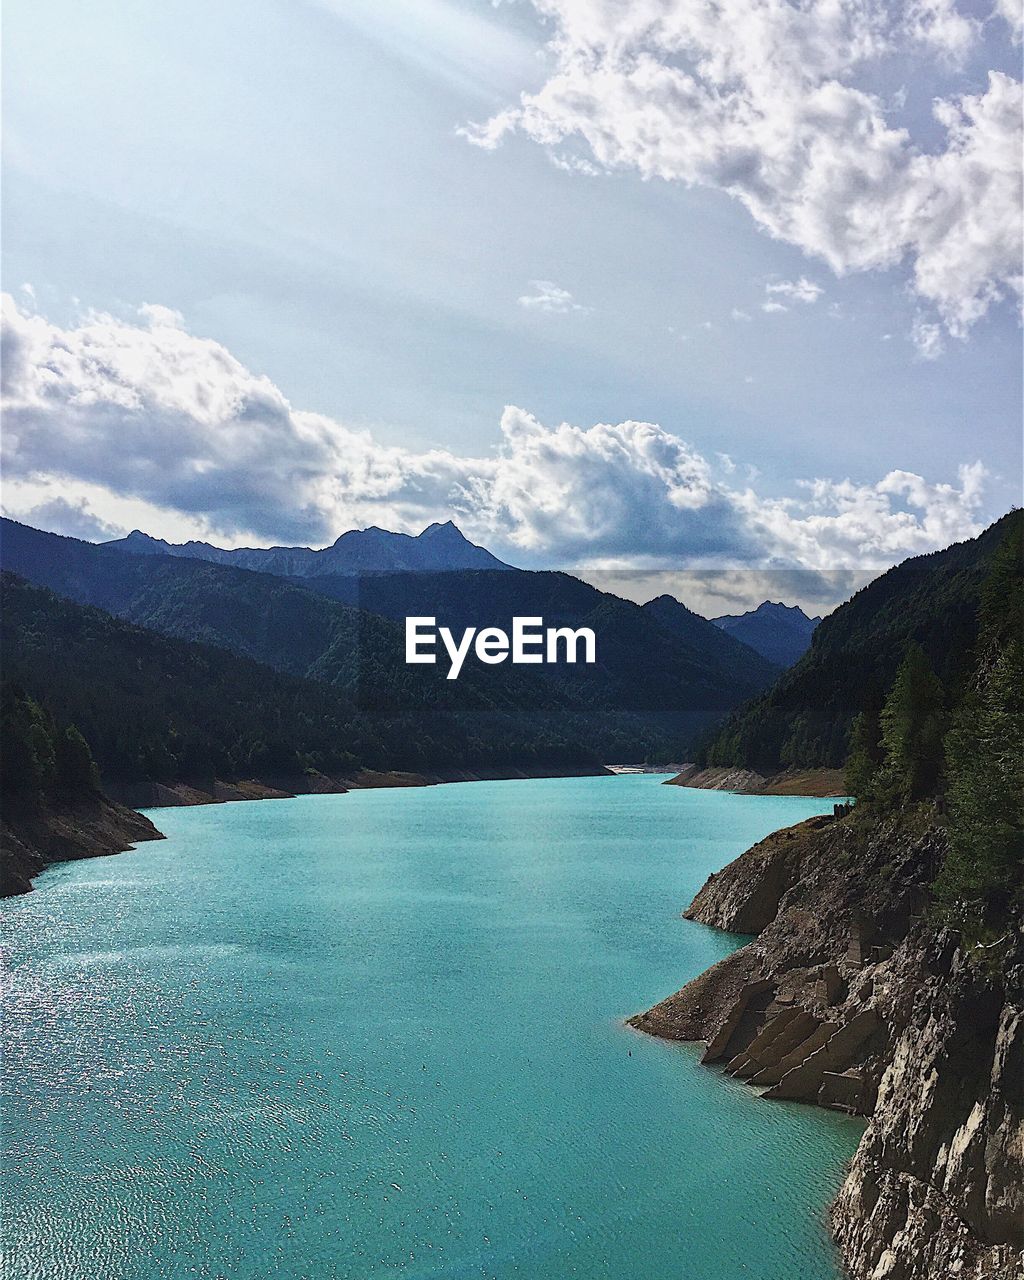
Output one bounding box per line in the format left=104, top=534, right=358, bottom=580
left=634, top=513, right=1023, bottom=1280
left=695, top=511, right=1020, bottom=771
left=1, top=518, right=778, bottom=751
left=298, top=568, right=779, bottom=713
left=0, top=574, right=614, bottom=796
left=1, top=682, right=164, bottom=896
left=102, top=519, right=511, bottom=574
left=711, top=600, right=819, bottom=667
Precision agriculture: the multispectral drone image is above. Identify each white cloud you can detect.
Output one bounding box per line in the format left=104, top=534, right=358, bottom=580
left=904, top=0, right=979, bottom=62
left=766, top=277, right=823, bottom=304
left=731, top=308, right=752, bottom=321
left=761, top=300, right=788, bottom=314
left=911, top=313, right=945, bottom=358
left=0, top=294, right=991, bottom=575
left=463, top=1, right=1022, bottom=340
left=549, top=151, right=602, bottom=176
left=14, top=495, right=126, bottom=542
left=995, top=0, right=1023, bottom=41
left=517, top=279, right=589, bottom=313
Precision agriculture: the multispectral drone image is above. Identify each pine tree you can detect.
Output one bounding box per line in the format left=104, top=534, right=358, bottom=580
left=55, top=724, right=100, bottom=795
left=875, top=643, right=946, bottom=804
left=934, top=519, right=1024, bottom=929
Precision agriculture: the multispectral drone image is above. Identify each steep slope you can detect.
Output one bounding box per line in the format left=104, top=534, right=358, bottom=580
left=1, top=682, right=164, bottom=897
left=696, top=511, right=1019, bottom=771
left=0, top=573, right=610, bottom=792
left=631, top=812, right=1023, bottom=1280
left=102, top=519, right=511, bottom=574
left=2, top=519, right=778, bottom=751
left=711, top=600, right=819, bottom=667
left=286, top=568, right=778, bottom=716
left=633, top=515, right=1023, bottom=1280
left=640, top=593, right=780, bottom=686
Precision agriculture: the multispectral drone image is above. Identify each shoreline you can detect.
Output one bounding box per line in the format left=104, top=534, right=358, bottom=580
left=628, top=810, right=1023, bottom=1279
left=665, top=764, right=848, bottom=797
left=117, top=761, right=615, bottom=811
left=3, top=763, right=617, bottom=896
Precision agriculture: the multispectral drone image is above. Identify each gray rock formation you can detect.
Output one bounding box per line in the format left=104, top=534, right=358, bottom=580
left=630, top=812, right=1024, bottom=1279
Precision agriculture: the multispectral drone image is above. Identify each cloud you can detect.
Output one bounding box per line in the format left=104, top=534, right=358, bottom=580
left=549, top=152, right=602, bottom=177
left=911, top=313, right=945, bottom=358
left=15, top=495, right=126, bottom=542
left=463, top=1, right=1022, bottom=339
left=766, top=278, right=823, bottom=304
left=995, top=0, right=1023, bottom=41
left=904, top=0, right=979, bottom=62
left=517, top=280, right=589, bottom=313
left=761, top=301, right=788, bottom=314
left=0, top=293, right=991, bottom=578
left=730, top=308, right=752, bottom=321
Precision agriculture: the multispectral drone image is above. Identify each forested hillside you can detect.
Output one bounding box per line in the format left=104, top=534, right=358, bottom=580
left=696, top=511, right=1019, bottom=771
left=0, top=575, right=613, bottom=791
left=1, top=518, right=777, bottom=749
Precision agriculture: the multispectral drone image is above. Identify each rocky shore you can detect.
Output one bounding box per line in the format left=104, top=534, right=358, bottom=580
left=2, top=763, right=612, bottom=897
left=1, top=794, right=165, bottom=897
left=630, top=811, right=1023, bottom=1280
left=665, top=763, right=848, bottom=796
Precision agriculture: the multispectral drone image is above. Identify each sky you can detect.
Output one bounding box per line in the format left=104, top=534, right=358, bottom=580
left=1, top=0, right=1021, bottom=611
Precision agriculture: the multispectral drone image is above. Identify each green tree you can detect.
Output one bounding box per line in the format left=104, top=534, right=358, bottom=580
left=845, top=685, right=884, bottom=800
left=55, top=724, right=100, bottom=795
left=875, top=644, right=946, bottom=804
left=935, top=641, right=1024, bottom=928
left=934, top=518, right=1023, bottom=930
left=0, top=685, right=57, bottom=803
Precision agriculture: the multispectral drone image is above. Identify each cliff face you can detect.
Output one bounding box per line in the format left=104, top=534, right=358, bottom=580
left=630, top=812, right=1023, bottom=1280
left=1, top=795, right=164, bottom=897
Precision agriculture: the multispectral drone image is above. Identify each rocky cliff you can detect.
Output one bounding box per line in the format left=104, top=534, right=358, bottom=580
left=1, top=795, right=164, bottom=897
left=630, top=811, right=1023, bottom=1279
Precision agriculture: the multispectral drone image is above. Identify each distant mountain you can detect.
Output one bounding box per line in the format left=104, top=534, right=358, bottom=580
left=711, top=601, right=820, bottom=668
left=640, top=593, right=781, bottom=680
left=280, top=568, right=779, bottom=713
left=697, top=511, right=1021, bottom=772
left=0, top=518, right=780, bottom=758
left=101, top=520, right=511, bottom=575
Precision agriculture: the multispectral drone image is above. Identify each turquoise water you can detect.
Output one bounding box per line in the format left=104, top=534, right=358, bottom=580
left=2, top=776, right=862, bottom=1279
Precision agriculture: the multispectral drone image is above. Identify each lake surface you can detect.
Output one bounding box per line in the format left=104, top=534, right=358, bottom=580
left=2, top=775, right=862, bottom=1279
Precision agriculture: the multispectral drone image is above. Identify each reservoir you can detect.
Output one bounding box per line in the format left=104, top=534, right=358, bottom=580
left=2, top=775, right=862, bottom=1279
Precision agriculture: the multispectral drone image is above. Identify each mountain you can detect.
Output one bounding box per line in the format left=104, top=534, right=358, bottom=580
left=711, top=600, right=820, bottom=668
left=640, top=593, right=781, bottom=683
left=0, top=518, right=779, bottom=758
left=696, top=511, right=1020, bottom=772
left=644, top=511, right=1023, bottom=1280
left=293, top=571, right=780, bottom=712
left=1, top=572, right=373, bottom=784
left=102, top=519, right=511, bottom=575
left=0, top=571, right=625, bottom=894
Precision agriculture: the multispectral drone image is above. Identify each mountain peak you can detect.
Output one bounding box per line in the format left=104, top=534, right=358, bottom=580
left=102, top=519, right=510, bottom=573
left=711, top=599, right=819, bottom=667
left=419, top=520, right=464, bottom=539
left=755, top=600, right=809, bottom=619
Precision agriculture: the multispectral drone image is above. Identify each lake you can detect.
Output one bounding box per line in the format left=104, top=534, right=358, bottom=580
left=2, top=775, right=862, bottom=1279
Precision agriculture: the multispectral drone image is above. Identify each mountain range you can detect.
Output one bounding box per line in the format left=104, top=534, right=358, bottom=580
left=102, top=520, right=511, bottom=575
left=711, top=600, right=820, bottom=667
left=0, top=518, right=781, bottom=781
left=697, top=510, right=1020, bottom=771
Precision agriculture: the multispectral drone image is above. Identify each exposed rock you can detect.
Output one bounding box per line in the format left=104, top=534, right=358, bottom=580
left=832, top=940, right=1023, bottom=1280
left=666, top=764, right=848, bottom=796
left=1, top=794, right=164, bottom=897
left=630, top=811, right=1023, bottom=1279
left=685, top=815, right=832, bottom=932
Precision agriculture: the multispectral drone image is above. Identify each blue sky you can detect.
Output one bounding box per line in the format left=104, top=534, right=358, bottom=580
left=2, top=0, right=1021, bottom=600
